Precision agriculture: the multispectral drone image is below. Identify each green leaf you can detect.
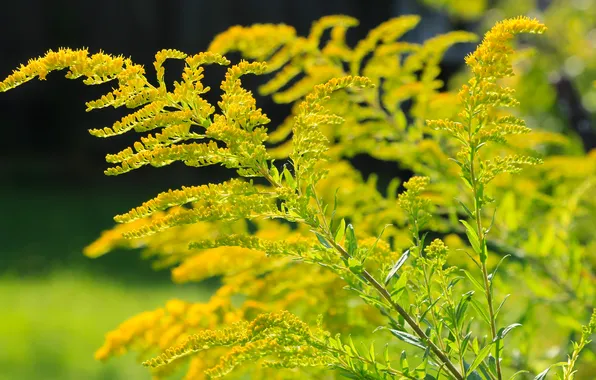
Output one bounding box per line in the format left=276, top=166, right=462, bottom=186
left=465, top=369, right=483, bottom=380
left=366, top=224, right=391, bottom=260
left=387, top=178, right=400, bottom=200
left=533, top=362, right=566, bottom=380
left=419, top=296, right=442, bottom=322
left=455, top=290, right=474, bottom=327
left=282, top=166, right=296, bottom=189
left=509, top=370, right=529, bottom=379
left=461, top=331, right=473, bottom=354
left=457, top=199, right=475, bottom=219
left=487, top=355, right=497, bottom=377
left=489, top=254, right=510, bottom=292
left=470, top=298, right=492, bottom=326
left=460, top=219, right=481, bottom=256
left=385, top=249, right=410, bottom=285
left=496, top=323, right=521, bottom=341
left=462, top=249, right=482, bottom=269
left=368, top=341, right=375, bottom=362
left=534, top=367, right=551, bottom=380
left=400, top=350, right=409, bottom=372
left=388, top=329, right=426, bottom=350
left=494, top=294, right=511, bottom=318
left=306, top=184, right=315, bottom=199
left=467, top=343, right=494, bottom=375
left=270, top=164, right=280, bottom=183
left=347, top=257, right=363, bottom=274
left=485, top=208, right=497, bottom=234
left=335, top=218, right=346, bottom=243
left=348, top=335, right=358, bottom=355
left=477, top=182, right=485, bottom=205
left=331, top=187, right=339, bottom=222
left=461, top=269, right=485, bottom=294
left=346, top=224, right=358, bottom=256
left=316, top=232, right=332, bottom=248
left=383, top=344, right=390, bottom=366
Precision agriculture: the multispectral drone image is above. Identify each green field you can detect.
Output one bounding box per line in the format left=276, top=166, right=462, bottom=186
left=0, top=270, right=211, bottom=380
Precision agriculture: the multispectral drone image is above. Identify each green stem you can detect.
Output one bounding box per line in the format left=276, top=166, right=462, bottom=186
left=460, top=78, right=504, bottom=380
left=467, top=136, right=503, bottom=380
left=322, top=230, right=463, bottom=380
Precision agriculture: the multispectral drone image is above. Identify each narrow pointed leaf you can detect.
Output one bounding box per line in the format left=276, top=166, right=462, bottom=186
left=316, top=232, right=332, bottom=248
left=460, top=219, right=481, bottom=255
left=385, top=249, right=410, bottom=285
left=467, top=343, right=494, bottom=375
left=389, top=329, right=426, bottom=350
left=346, top=223, right=357, bottom=256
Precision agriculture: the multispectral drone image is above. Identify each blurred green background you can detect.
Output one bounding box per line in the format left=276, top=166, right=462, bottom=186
left=0, top=185, right=213, bottom=379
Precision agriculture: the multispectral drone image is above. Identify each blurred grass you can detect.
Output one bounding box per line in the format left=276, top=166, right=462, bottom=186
left=0, top=180, right=216, bottom=379
left=0, top=270, right=212, bottom=380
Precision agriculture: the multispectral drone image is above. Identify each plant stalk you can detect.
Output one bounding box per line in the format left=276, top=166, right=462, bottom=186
left=327, top=237, right=464, bottom=380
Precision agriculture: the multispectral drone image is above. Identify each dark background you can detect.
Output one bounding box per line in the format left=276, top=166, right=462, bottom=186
left=0, top=0, right=472, bottom=187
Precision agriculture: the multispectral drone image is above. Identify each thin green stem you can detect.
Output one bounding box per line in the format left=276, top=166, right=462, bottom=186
left=465, top=87, right=503, bottom=379
left=320, top=229, right=463, bottom=380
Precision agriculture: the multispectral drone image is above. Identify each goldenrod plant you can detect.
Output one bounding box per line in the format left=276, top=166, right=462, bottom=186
left=2, top=15, right=595, bottom=380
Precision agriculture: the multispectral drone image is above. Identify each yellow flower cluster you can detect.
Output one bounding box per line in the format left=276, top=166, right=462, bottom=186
left=95, top=297, right=228, bottom=362
left=465, top=17, right=547, bottom=79
left=429, top=17, right=547, bottom=188
left=143, top=310, right=334, bottom=378
left=209, top=15, right=476, bottom=166
left=397, top=176, right=431, bottom=219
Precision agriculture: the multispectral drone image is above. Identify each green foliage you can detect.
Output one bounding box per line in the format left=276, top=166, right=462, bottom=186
left=0, top=271, right=212, bottom=380
left=2, top=13, right=595, bottom=380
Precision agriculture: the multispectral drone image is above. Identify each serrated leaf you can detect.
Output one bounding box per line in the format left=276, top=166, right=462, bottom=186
left=385, top=249, right=410, bottom=285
